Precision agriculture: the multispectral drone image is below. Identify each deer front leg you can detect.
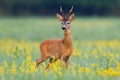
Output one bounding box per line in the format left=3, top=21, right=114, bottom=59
left=58, top=55, right=64, bottom=67
left=65, top=57, right=70, bottom=70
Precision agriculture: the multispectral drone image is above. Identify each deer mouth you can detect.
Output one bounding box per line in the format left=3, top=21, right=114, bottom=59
left=62, top=27, right=66, bottom=30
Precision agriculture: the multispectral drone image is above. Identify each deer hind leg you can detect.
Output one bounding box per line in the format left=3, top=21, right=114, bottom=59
left=45, top=58, right=57, bottom=70
left=36, top=47, right=49, bottom=68
left=36, top=56, right=48, bottom=68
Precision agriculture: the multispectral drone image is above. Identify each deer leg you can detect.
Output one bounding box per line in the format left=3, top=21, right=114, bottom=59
left=45, top=58, right=57, bottom=70
left=59, top=56, right=64, bottom=67
left=36, top=45, right=49, bottom=68
left=65, top=57, right=70, bottom=70
left=36, top=56, right=49, bottom=68
left=45, top=58, right=53, bottom=70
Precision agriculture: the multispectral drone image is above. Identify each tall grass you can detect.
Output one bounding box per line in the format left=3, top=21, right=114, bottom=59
left=0, top=17, right=120, bottom=80
left=0, top=17, right=120, bottom=41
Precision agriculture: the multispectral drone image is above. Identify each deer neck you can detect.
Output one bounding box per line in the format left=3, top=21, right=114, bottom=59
left=63, top=28, right=72, bottom=49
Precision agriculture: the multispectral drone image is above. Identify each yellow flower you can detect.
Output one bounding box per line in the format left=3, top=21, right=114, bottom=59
left=103, top=70, right=109, bottom=77
left=28, top=61, right=38, bottom=73
left=0, top=66, right=4, bottom=76
left=3, top=61, right=8, bottom=68
left=51, top=56, right=56, bottom=62
left=85, top=67, right=90, bottom=74
left=10, top=61, right=17, bottom=75
left=107, top=67, right=119, bottom=76
left=57, top=60, right=62, bottom=67
left=96, top=70, right=102, bottom=75
left=78, top=67, right=84, bottom=73
left=96, top=68, right=103, bottom=76
left=91, top=63, right=98, bottom=68
left=73, top=48, right=81, bottom=56
left=26, top=55, right=32, bottom=66
left=19, top=66, right=25, bottom=72
left=103, top=52, right=107, bottom=57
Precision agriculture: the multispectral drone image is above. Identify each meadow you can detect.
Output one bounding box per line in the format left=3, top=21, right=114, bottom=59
left=0, top=17, right=120, bottom=80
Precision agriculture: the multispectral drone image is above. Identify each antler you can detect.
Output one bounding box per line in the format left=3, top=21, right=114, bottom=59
left=60, top=6, right=63, bottom=12
left=59, top=6, right=74, bottom=20
left=60, top=6, right=64, bottom=17
left=67, top=6, right=73, bottom=19
left=69, top=6, right=73, bottom=13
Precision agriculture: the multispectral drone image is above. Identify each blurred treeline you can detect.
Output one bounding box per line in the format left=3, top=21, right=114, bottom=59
left=0, top=0, right=120, bottom=16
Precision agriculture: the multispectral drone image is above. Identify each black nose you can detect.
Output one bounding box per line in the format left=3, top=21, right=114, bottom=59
left=62, top=27, right=66, bottom=30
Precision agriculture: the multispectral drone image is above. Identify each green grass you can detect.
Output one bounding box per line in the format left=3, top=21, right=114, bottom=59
left=0, top=17, right=120, bottom=80
left=0, top=17, right=120, bottom=41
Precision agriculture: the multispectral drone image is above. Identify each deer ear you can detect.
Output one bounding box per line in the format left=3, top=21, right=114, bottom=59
left=56, top=13, right=63, bottom=21
left=68, top=13, right=75, bottom=22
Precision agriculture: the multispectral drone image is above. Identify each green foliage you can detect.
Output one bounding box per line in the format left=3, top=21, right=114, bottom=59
left=0, top=17, right=120, bottom=80
left=0, top=0, right=120, bottom=15
left=0, top=17, right=120, bottom=41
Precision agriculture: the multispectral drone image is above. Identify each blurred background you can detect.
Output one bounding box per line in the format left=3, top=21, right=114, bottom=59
left=0, top=0, right=120, bottom=16
left=0, top=0, right=120, bottom=41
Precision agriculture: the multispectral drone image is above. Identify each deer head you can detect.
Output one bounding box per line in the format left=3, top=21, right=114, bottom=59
left=56, top=6, right=75, bottom=30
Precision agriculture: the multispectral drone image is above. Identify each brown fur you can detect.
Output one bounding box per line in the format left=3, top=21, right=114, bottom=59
left=36, top=28, right=72, bottom=69
left=36, top=9, right=74, bottom=70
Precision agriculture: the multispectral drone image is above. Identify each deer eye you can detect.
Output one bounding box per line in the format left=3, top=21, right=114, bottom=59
left=67, top=22, right=70, bottom=24
left=61, top=22, right=64, bottom=24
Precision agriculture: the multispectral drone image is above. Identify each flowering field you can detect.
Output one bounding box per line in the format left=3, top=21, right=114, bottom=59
left=0, top=17, right=120, bottom=80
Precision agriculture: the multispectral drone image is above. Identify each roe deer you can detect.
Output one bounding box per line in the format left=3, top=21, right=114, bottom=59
left=36, top=6, right=75, bottom=70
